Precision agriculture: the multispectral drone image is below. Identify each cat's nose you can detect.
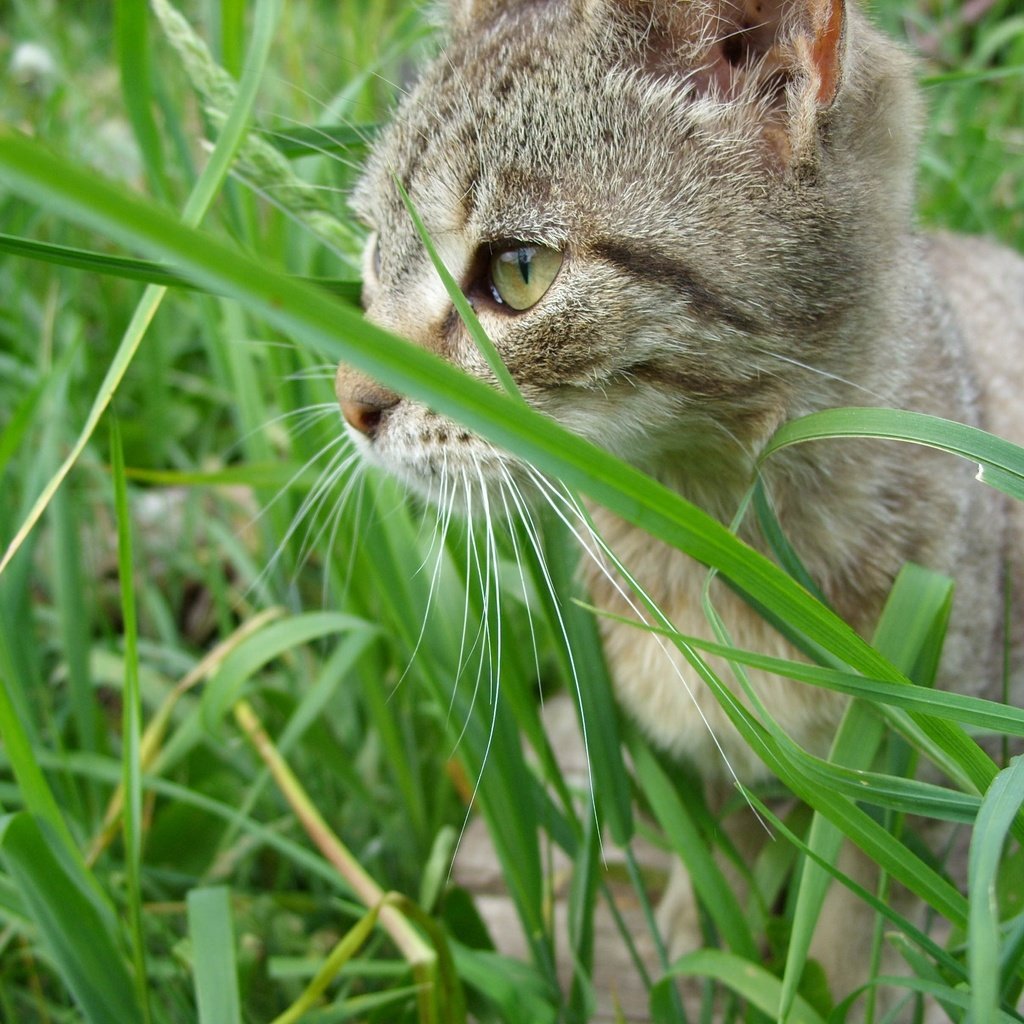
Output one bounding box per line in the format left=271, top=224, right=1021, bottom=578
left=335, top=366, right=400, bottom=439
left=341, top=394, right=399, bottom=438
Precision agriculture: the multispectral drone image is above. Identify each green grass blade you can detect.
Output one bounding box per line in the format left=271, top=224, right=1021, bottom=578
left=187, top=887, right=243, bottom=1024
left=0, top=812, right=141, bottom=1023
left=110, top=420, right=151, bottom=1024
left=666, top=949, right=826, bottom=1024
left=0, top=230, right=362, bottom=298
left=762, top=407, right=1024, bottom=501
left=566, top=811, right=599, bottom=1023
left=968, top=757, right=1024, bottom=1024
left=577, top=609, right=1024, bottom=738
left=779, top=564, right=953, bottom=1020
left=628, top=732, right=759, bottom=961
left=269, top=899, right=383, bottom=1024
left=398, top=180, right=524, bottom=402
left=116, top=0, right=167, bottom=199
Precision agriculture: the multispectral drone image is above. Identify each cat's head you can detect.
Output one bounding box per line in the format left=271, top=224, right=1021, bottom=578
left=337, top=0, right=918, bottom=504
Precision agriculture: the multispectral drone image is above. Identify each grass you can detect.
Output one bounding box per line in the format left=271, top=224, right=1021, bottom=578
left=0, top=1, right=1022, bottom=1022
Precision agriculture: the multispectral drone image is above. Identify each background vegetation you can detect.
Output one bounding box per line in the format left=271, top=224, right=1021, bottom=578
left=0, top=1, right=1022, bottom=1022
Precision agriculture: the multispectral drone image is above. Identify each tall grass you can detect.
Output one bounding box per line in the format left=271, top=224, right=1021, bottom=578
left=0, top=2, right=1022, bottom=1022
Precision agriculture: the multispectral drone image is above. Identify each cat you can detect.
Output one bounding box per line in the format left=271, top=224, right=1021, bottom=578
left=335, top=0, right=1024, bottom=1016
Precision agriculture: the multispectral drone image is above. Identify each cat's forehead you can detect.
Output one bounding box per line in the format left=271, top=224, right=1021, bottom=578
left=352, top=8, right=701, bottom=245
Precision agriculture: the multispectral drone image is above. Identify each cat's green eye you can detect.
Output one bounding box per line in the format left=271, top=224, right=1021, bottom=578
left=489, top=245, right=563, bottom=311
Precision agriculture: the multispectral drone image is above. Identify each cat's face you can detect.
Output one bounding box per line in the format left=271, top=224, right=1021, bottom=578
left=337, top=0, right=914, bottom=505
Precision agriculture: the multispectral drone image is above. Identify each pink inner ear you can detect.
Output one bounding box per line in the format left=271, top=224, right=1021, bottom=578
left=810, top=0, right=844, bottom=105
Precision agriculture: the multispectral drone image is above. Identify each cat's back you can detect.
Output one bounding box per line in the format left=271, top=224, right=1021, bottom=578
left=926, top=231, right=1024, bottom=443
left=926, top=230, right=1024, bottom=691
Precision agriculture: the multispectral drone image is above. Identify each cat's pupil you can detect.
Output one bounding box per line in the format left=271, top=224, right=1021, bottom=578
left=517, top=248, right=531, bottom=283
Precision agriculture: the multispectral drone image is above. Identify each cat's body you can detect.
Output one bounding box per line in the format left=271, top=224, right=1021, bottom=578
left=336, top=0, right=1024, bottom=1014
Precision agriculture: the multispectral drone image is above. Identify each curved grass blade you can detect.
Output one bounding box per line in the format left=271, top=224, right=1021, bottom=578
left=574, top=606, right=1024, bottom=739
left=779, top=563, right=953, bottom=1021
left=761, top=407, right=1024, bottom=501
left=0, top=232, right=362, bottom=303
left=664, top=949, right=826, bottom=1024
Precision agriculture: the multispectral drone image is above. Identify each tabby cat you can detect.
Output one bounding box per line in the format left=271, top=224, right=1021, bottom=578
left=335, top=0, right=1024, bottom=1015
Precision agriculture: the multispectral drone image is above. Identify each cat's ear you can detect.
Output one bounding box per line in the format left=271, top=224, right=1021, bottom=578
left=618, top=0, right=847, bottom=108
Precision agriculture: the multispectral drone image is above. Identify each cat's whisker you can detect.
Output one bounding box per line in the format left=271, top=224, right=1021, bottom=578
left=521, top=466, right=761, bottom=821
left=294, top=444, right=370, bottom=572
left=220, top=400, right=337, bottom=463
left=495, top=470, right=543, bottom=697
left=391, top=455, right=458, bottom=697
left=259, top=439, right=364, bottom=588
left=319, top=459, right=368, bottom=605
left=499, top=465, right=607, bottom=860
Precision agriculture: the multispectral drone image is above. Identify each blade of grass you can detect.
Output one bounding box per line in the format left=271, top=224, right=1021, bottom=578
left=628, top=732, right=759, bottom=962
left=110, top=419, right=152, bottom=1024
left=0, top=812, right=141, bottom=1023
left=762, top=407, right=1024, bottom=501
left=968, top=757, right=1024, bottom=1024
left=666, top=949, right=826, bottom=1024
left=572, top=607, right=1024, bottom=739
left=187, top=887, right=242, bottom=1024
left=0, top=230, right=361, bottom=298
left=117, top=0, right=167, bottom=199
left=232, top=700, right=438, bottom=998
left=779, top=564, right=953, bottom=1021
left=269, top=899, right=385, bottom=1024
left=398, top=179, right=523, bottom=403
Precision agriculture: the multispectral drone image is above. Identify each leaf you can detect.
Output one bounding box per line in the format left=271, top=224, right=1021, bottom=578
left=968, top=757, right=1024, bottom=1024
left=666, top=949, right=827, bottom=1024
left=0, top=813, right=141, bottom=1023
left=761, top=407, right=1024, bottom=502
left=188, top=887, right=243, bottom=1024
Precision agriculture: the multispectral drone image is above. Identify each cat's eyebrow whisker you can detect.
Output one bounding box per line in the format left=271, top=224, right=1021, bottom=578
left=755, top=348, right=896, bottom=404
left=222, top=165, right=362, bottom=269
left=257, top=80, right=391, bottom=149
left=285, top=365, right=338, bottom=382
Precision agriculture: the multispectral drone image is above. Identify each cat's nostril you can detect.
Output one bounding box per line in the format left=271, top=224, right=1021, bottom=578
left=341, top=396, right=398, bottom=438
